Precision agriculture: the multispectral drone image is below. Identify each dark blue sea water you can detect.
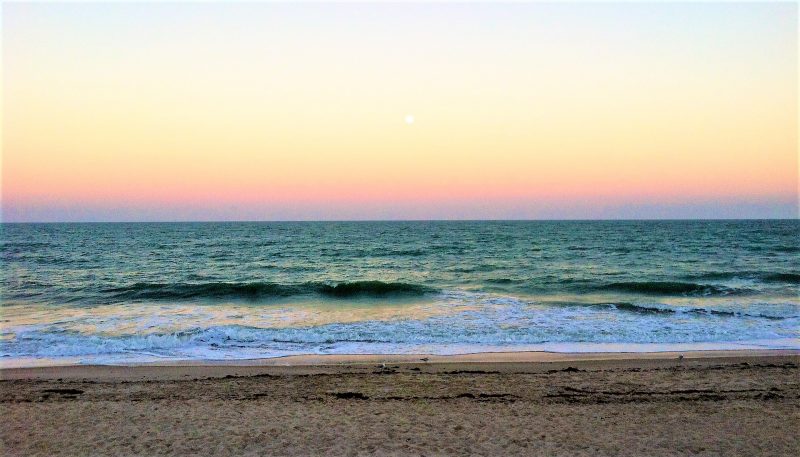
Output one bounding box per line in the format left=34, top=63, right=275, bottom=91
left=1, top=220, right=798, bottom=364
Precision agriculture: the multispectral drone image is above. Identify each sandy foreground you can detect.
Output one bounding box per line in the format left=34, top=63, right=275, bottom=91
left=1, top=350, right=799, bottom=456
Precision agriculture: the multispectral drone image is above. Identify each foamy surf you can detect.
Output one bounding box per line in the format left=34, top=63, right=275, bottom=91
left=2, top=291, right=798, bottom=364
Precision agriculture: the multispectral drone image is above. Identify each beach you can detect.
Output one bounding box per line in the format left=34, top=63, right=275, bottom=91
left=2, top=350, right=798, bottom=456
left=3, top=1, right=799, bottom=455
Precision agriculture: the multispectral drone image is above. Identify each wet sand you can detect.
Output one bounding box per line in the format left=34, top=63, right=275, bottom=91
left=2, top=351, right=799, bottom=456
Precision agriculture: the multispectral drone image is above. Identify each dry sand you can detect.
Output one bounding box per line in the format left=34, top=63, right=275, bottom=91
left=2, top=350, right=799, bottom=456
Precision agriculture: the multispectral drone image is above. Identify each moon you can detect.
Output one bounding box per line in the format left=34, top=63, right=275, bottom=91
left=405, top=115, right=415, bottom=125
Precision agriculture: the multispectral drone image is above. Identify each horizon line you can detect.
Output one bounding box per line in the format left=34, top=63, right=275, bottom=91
left=2, top=217, right=799, bottom=224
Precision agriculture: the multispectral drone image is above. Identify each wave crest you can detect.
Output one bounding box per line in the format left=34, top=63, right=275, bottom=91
left=692, top=271, right=800, bottom=284
left=603, top=303, right=791, bottom=320
left=315, top=281, right=434, bottom=297
left=597, top=281, right=743, bottom=296
left=103, top=281, right=436, bottom=301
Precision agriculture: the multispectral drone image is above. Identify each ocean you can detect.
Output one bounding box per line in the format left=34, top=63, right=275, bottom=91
left=1, top=220, right=798, bottom=365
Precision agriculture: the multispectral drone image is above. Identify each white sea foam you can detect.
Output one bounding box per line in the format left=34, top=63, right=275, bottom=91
left=2, top=291, right=798, bottom=365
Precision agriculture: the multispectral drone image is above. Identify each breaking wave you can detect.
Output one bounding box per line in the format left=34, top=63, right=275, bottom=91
left=596, top=281, right=746, bottom=296
left=597, top=302, right=793, bottom=320
left=691, top=271, right=800, bottom=284
left=103, top=281, right=437, bottom=301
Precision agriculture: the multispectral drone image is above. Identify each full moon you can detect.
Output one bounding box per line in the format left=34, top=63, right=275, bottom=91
left=405, top=115, right=415, bottom=125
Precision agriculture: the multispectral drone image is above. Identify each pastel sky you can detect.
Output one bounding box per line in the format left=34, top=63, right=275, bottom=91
left=2, top=2, right=798, bottom=221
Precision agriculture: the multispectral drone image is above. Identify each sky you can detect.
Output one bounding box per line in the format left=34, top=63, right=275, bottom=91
left=2, top=2, right=798, bottom=221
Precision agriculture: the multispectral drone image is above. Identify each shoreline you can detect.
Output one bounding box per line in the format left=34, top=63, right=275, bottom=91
left=2, top=348, right=797, bottom=380
left=4, top=339, right=797, bottom=370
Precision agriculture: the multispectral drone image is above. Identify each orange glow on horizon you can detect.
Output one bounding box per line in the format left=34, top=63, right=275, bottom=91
left=2, top=3, right=797, bottom=220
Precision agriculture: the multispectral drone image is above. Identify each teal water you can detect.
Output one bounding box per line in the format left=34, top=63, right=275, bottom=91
left=1, top=220, right=798, bottom=364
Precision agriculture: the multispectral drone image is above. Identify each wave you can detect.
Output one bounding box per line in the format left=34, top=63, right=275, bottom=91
left=611, top=302, right=673, bottom=315
left=535, top=299, right=795, bottom=320
left=484, top=278, right=520, bottom=284
left=762, top=273, right=800, bottom=284
left=592, top=302, right=793, bottom=320
left=596, top=281, right=745, bottom=296
left=371, top=248, right=428, bottom=257
left=103, top=281, right=437, bottom=301
left=0, top=241, right=55, bottom=249
left=316, top=281, right=435, bottom=298
left=447, top=264, right=499, bottom=273
left=691, top=271, right=800, bottom=284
